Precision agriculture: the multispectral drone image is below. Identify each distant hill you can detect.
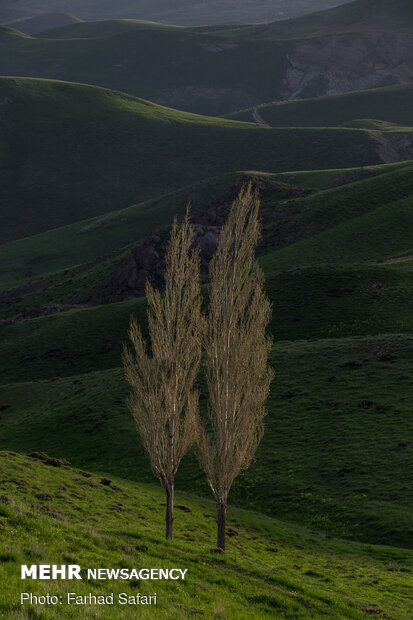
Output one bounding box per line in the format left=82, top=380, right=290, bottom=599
left=5, top=12, right=82, bottom=34
left=228, top=84, right=413, bottom=128
left=0, top=1, right=356, bottom=27
left=41, top=18, right=182, bottom=39
left=0, top=22, right=289, bottom=115
left=245, top=0, right=413, bottom=39
left=0, top=77, right=384, bottom=244
left=0, top=0, right=412, bottom=114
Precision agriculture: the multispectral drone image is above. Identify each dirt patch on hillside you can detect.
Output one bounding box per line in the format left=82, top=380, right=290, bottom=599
left=281, top=32, right=413, bottom=100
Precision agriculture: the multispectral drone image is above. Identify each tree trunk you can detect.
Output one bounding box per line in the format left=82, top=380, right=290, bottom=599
left=165, top=482, right=174, bottom=540
left=216, top=498, right=227, bottom=551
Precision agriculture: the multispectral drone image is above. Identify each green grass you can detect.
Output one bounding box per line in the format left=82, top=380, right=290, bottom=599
left=2, top=158, right=411, bottom=292
left=1, top=333, right=412, bottom=548
left=0, top=172, right=246, bottom=290
left=266, top=160, right=413, bottom=189
left=1, top=1, right=411, bottom=121
left=260, top=194, right=413, bottom=272
left=0, top=77, right=383, bottom=244
left=228, top=84, right=413, bottom=127
left=1, top=153, right=413, bottom=553
left=3, top=259, right=413, bottom=380
left=0, top=23, right=290, bottom=115
left=0, top=451, right=412, bottom=619
left=0, top=8, right=412, bottom=603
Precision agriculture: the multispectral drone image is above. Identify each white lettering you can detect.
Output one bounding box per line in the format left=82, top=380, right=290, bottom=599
left=21, top=565, right=37, bottom=579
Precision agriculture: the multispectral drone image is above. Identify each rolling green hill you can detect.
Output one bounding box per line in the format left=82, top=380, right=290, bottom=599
left=2, top=148, right=413, bottom=549
left=228, top=85, right=413, bottom=127
left=1, top=452, right=412, bottom=619
left=1, top=160, right=412, bottom=291
left=0, top=77, right=384, bottom=244
left=1, top=332, right=412, bottom=548
left=2, top=0, right=413, bottom=115
left=0, top=4, right=412, bottom=604
left=0, top=22, right=290, bottom=114
left=0, top=173, right=248, bottom=290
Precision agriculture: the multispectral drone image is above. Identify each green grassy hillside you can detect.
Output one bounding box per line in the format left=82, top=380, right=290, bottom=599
left=1, top=332, right=412, bottom=548
left=2, top=256, right=413, bottom=383
left=0, top=173, right=246, bottom=290
left=0, top=6, right=412, bottom=600
left=1, top=452, right=412, bottom=619
left=260, top=194, right=413, bottom=272
left=1, top=1, right=412, bottom=115
left=2, top=158, right=412, bottom=293
left=0, top=22, right=289, bottom=114
left=0, top=77, right=383, bottom=244
left=2, top=147, right=413, bottom=551
left=229, top=85, right=413, bottom=127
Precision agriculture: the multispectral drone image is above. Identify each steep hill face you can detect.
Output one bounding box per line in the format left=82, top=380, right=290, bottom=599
left=240, top=0, right=413, bottom=100
left=279, top=31, right=413, bottom=100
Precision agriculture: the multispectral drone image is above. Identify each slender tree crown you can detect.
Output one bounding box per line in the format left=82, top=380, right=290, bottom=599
left=123, top=209, right=203, bottom=538
left=197, top=183, right=273, bottom=548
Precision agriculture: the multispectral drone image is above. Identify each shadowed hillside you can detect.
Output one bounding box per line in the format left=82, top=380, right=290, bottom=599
left=1, top=0, right=356, bottom=26
left=228, top=84, right=413, bottom=128
left=1, top=157, right=413, bottom=546
left=0, top=77, right=384, bottom=244
left=1, top=0, right=413, bottom=113
left=4, top=12, right=81, bottom=34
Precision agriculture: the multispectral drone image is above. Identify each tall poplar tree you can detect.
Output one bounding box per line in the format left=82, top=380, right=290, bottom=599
left=197, top=184, right=273, bottom=551
left=123, top=210, right=203, bottom=540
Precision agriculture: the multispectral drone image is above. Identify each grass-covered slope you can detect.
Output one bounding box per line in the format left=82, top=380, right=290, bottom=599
left=1, top=451, right=412, bottom=619
left=229, top=85, right=413, bottom=127
left=1, top=158, right=412, bottom=293
left=2, top=258, right=413, bottom=381
left=0, top=173, right=246, bottom=290
left=1, top=1, right=412, bottom=115
left=261, top=194, right=413, bottom=273
left=0, top=23, right=290, bottom=115
left=1, top=156, right=413, bottom=549
left=0, top=333, right=412, bottom=549
left=259, top=163, right=413, bottom=267
left=0, top=77, right=382, bottom=244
